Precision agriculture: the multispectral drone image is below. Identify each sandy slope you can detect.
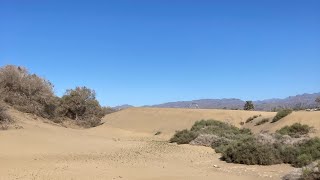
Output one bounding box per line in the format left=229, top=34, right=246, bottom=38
left=103, top=108, right=320, bottom=137
left=2, top=107, right=319, bottom=180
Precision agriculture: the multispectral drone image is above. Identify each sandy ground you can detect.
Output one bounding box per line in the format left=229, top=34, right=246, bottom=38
left=1, top=107, right=319, bottom=180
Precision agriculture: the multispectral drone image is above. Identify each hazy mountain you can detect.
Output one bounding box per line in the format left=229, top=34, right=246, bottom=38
left=147, top=93, right=320, bottom=111
left=113, top=104, right=135, bottom=110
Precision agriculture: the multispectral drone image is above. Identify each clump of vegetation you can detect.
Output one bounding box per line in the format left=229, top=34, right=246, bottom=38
left=0, top=65, right=110, bottom=128
left=255, top=118, right=269, bottom=126
left=243, top=101, right=254, bottom=110
left=171, top=119, right=319, bottom=167
left=300, top=162, right=320, bottom=180
left=283, top=161, right=320, bottom=180
left=220, top=136, right=320, bottom=167
left=60, top=86, right=105, bottom=127
left=0, top=104, right=12, bottom=130
left=277, top=123, right=312, bottom=138
left=190, top=120, right=252, bottom=139
left=272, top=109, right=293, bottom=123
left=0, top=65, right=58, bottom=119
left=0, top=104, right=12, bottom=124
left=170, top=119, right=252, bottom=145
left=245, top=115, right=260, bottom=123
left=221, top=137, right=282, bottom=165
left=169, top=129, right=198, bottom=144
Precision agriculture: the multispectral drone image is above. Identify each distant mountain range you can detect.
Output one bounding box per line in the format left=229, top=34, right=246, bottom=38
left=113, top=104, right=135, bottom=110
left=114, top=92, right=320, bottom=111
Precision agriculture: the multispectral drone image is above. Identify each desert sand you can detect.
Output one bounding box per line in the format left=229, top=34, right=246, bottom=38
left=1, top=107, right=319, bottom=180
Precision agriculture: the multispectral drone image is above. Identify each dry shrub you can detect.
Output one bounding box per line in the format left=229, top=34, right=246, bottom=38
left=60, top=86, right=105, bottom=127
left=0, top=104, right=12, bottom=123
left=0, top=103, right=12, bottom=130
left=0, top=65, right=58, bottom=119
left=255, top=118, right=269, bottom=126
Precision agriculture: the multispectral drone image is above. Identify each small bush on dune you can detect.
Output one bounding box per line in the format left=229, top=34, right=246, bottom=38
left=245, top=115, right=260, bottom=123
left=170, top=129, right=198, bottom=144
left=277, top=123, right=312, bottom=138
left=255, top=118, right=269, bottom=126
left=190, top=119, right=252, bottom=139
left=272, top=109, right=293, bottom=123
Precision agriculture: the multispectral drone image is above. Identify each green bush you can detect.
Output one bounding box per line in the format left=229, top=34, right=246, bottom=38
left=272, top=109, right=293, bottom=123
left=221, top=137, right=282, bottom=165
left=276, top=144, right=299, bottom=164
left=277, top=138, right=320, bottom=167
left=190, top=119, right=252, bottom=139
left=169, top=130, right=198, bottom=144
left=296, top=154, right=314, bottom=167
left=276, top=123, right=312, bottom=138
left=255, top=118, right=269, bottom=126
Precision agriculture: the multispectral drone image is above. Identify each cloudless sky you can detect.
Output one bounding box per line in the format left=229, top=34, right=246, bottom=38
left=0, top=0, right=319, bottom=106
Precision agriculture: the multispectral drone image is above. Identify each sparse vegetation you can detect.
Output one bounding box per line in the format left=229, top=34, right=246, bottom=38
left=277, top=123, right=312, bottom=138
left=169, top=129, right=198, bottom=144
left=0, top=65, right=109, bottom=128
left=171, top=119, right=319, bottom=167
left=245, top=115, right=260, bottom=123
left=244, top=101, right=254, bottom=111
left=255, top=118, right=269, bottom=126
left=272, top=109, right=293, bottom=123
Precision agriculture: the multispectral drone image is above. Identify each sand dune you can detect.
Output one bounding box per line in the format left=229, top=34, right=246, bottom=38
left=103, top=107, right=320, bottom=137
left=1, top=107, right=319, bottom=179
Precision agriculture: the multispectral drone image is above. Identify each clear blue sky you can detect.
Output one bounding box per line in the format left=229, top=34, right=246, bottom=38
left=1, top=0, right=319, bottom=107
